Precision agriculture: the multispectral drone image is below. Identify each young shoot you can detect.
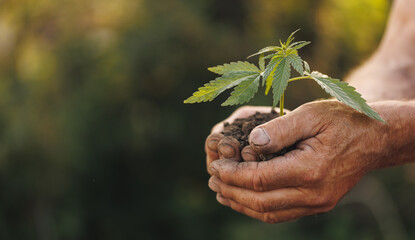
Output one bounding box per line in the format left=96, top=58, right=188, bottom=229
left=184, top=30, right=385, bottom=123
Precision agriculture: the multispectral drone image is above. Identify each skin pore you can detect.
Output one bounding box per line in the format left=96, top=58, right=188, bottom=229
left=205, top=0, right=415, bottom=223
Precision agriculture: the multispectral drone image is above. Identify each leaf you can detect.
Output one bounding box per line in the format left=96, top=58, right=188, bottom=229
left=208, top=61, right=260, bottom=75
left=307, top=72, right=385, bottom=122
left=286, top=29, right=300, bottom=46
left=263, top=55, right=283, bottom=91
left=279, top=39, right=285, bottom=48
left=263, top=53, right=277, bottom=60
left=290, top=41, right=310, bottom=50
left=303, top=60, right=310, bottom=73
left=265, top=74, right=273, bottom=95
left=247, top=46, right=282, bottom=59
left=287, top=53, right=304, bottom=76
left=222, top=75, right=261, bottom=106
left=272, top=57, right=291, bottom=107
left=184, top=71, right=260, bottom=104
left=259, top=54, right=265, bottom=71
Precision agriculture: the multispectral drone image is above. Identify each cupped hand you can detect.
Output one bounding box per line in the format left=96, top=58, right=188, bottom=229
left=205, top=106, right=288, bottom=174
left=208, top=100, right=391, bottom=223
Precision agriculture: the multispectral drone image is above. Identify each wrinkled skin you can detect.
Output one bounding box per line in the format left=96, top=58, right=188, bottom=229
left=206, top=101, right=415, bottom=223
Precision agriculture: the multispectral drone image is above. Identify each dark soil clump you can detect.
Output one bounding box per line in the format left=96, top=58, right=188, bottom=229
left=221, top=110, right=294, bottom=161
left=222, top=111, right=280, bottom=149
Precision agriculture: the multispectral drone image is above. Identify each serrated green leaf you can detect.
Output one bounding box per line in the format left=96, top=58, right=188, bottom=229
left=263, top=55, right=283, bottom=90
left=287, top=53, right=304, bottom=76
left=272, top=57, right=291, bottom=107
left=263, top=53, right=277, bottom=60
left=247, top=46, right=282, bottom=59
left=259, top=54, right=265, bottom=71
left=222, top=75, right=261, bottom=106
left=184, top=71, right=260, bottom=104
left=208, top=61, right=260, bottom=75
left=286, top=48, right=298, bottom=56
left=286, top=29, right=300, bottom=46
left=307, top=71, right=385, bottom=122
left=290, top=41, right=310, bottom=50
left=303, top=61, right=310, bottom=73
left=265, top=75, right=273, bottom=95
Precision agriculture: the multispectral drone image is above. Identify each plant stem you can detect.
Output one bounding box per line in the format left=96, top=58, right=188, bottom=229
left=288, top=76, right=312, bottom=83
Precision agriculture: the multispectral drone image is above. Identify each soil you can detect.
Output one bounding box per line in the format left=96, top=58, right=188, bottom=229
left=221, top=110, right=294, bottom=161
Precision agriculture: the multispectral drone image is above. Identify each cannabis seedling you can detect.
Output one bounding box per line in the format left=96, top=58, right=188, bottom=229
left=184, top=30, right=385, bottom=123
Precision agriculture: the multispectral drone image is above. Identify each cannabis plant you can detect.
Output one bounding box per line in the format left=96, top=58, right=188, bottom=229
left=184, top=30, right=384, bottom=122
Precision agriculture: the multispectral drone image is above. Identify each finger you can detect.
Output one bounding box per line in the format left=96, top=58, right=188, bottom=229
left=217, top=137, right=241, bottom=161
left=241, top=146, right=257, bottom=162
left=249, top=104, right=323, bottom=155
left=209, top=151, right=310, bottom=191
left=205, top=133, right=224, bottom=174
left=216, top=193, right=230, bottom=206
left=218, top=197, right=321, bottom=224
left=209, top=176, right=311, bottom=212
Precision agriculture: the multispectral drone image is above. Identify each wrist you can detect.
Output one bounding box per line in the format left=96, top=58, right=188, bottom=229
left=368, top=100, right=415, bottom=170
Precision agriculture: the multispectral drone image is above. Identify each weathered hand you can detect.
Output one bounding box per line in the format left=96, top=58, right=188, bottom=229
left=208, top=100, right=400, bottom=223
left=205, top=106, right=288, bottom=174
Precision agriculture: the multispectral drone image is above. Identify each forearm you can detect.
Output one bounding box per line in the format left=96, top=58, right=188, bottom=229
left=346, top=0, right=415, bottom=101
left=346, top=62, right=415, bottom=102
left=378, top=0, right=415, bottom=51
left=371, top=100, right=415, bottom=170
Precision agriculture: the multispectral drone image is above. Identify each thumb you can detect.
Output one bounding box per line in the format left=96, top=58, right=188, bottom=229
left=249, top=105, right=322, bottom=154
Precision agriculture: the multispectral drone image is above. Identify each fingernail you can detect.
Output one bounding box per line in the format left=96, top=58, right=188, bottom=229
left=242, top=152, right=257, bottom=162
left=209, top=180, right=221, bottom=192
left=207, top=139, right=219, bottom=151
left=209, top=166, right=219, bottom=176
left=218, top=143, right=235, bottom=158
left=250, top=128, right=270, bottom=146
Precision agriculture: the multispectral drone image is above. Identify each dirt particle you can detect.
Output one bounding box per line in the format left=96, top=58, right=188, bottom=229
left=221, top=111, right=294, bottom=161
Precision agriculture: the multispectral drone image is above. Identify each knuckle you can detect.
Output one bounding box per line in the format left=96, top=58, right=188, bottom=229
left=277, top=198, right=289, bottom=210
left=297, top=102, right=315, bottom=112
left=262, top=213, right=278, bottom=224
left=314, top=195, right=337, bottom=212
left=235, top=161, right=249, bottom=172
left=303, top=168, right=326, bottom=183
left=253, top=196, right=268, bottom=213
left=252, top=169, right=265, bottom=192
left=320, top=203, right=336, bottom=213
left=297, top=102, right=321, bottom=118
left=228, top=200, right=239, bottom=212
left=220, top=188, right=230, bottom=199
left=310, top=192, right=335, bottom=208
left=315, top=194, right=330, bottom=206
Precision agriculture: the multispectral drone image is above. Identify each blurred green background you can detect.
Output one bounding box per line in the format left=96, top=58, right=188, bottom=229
left=1, top=0, right=415, bottom=239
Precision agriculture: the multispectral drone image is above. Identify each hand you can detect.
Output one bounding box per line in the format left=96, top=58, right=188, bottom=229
left=205, top=106, right=288, bottom=174
left=208, top=100, right=392, bottom=223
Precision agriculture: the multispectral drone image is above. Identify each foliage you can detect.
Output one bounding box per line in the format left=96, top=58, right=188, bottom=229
left=0, top=0, right=405, bottom=239
left=185, top=31, right=384, bottom=122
